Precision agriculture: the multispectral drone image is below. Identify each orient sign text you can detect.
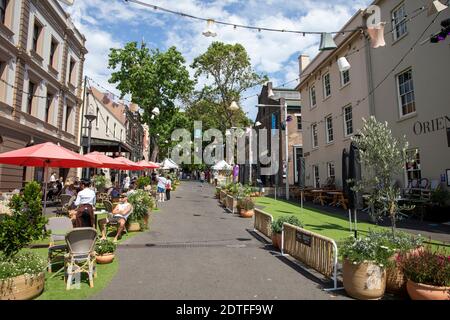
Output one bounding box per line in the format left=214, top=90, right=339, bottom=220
left=413, top=115, right=450, bottom=136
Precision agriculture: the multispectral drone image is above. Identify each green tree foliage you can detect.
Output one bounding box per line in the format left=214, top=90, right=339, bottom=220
left=0, top=181, right=48, bottom=259
left=351, top=116, right=411, bottom=234
left=189, top=42, right=267, bottom=131
left=108, top=42, right=194, bottom=161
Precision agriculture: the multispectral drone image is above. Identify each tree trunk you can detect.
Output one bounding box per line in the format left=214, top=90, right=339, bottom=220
left=390, top=201, right=396, bottom=235
left=151, top=144, right=159, bottom=162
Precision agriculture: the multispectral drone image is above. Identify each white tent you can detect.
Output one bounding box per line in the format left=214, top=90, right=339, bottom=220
left=211, top=160, right=233, bottom=171
left=160, top=158, right=179, bottom=170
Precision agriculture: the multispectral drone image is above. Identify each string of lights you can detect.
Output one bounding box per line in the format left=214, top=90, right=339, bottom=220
left=124, top=0, right=361, bottom=35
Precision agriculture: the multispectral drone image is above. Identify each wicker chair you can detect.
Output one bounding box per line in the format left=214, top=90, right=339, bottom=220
left=64, top=228, right=97, bottom=290
left=104, top=200, right=129, bottom=237
left=46, top=217, right=73, bottom=273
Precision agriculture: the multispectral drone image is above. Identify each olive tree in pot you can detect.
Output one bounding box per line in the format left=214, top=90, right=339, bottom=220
left=398, top=246, right=450, bottom=300
left=237, top=197, right=255, bottom=218
left=0, top=181, right=48, bottom=300
left=127, top=190, right=155, bottom=231
left=95, top=239, right=117, bottom=264
left=270, top=215, right=303, bottom=251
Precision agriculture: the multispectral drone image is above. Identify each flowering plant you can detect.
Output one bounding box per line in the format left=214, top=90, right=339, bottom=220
left=398, top=247, right=450, bottom=287
left=366, top=229, right=423, bottom=253
left=0, top=252, right=46, bottom=280
left=340, top=236, right=393, bottom=268
left=95, top=239, right=116, bottom=255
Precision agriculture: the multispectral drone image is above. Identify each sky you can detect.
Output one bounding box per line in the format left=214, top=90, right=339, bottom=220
left=63, top=0, right=373, bottom=120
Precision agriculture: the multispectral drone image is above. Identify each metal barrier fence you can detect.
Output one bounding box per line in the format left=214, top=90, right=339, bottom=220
left=282, top=223, right=342, bottom=291
left=253, top=209, right=273, bottom=239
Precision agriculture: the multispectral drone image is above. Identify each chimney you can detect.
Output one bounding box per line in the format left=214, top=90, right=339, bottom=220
left=298, top=54, right=310, bottom=76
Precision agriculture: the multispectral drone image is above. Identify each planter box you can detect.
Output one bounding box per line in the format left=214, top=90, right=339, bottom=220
left=0, top=273, right=45, bottom=300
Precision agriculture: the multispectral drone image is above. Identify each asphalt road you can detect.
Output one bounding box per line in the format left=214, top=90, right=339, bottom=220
left=94, top=181, right=349, bottom=300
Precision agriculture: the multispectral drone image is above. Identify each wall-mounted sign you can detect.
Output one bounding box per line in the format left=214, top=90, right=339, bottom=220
left=296, top=230, right=312, bottom=247
left=413, top=115, right=450, bottom=136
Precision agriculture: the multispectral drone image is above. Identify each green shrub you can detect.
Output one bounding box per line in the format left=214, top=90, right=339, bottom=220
left=95, top=239, right=116, bottom=255
left=340, top=236, right=394, bottom=268
left=93, top=175, right=108, bottom=191
left=271, top=215, right=303, bottom=234
left=431, top=188, right=450, bottom=207
left=0, top=182, right=48, bottom=259
left=238, top=197, right=255, bottom=211
left=127, top=190, right=154, bottom=222
left=136, top=176, right=151, bottom=189
left=366, top=229, right=423, bottom=253
left=0, top=251, right=46, bottom=279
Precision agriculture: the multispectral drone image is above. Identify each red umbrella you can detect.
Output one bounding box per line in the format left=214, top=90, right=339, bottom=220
left=136, top=160, right=160, bottom=169
left=84, top=152, right=132, bottom=170
left=115, top=157, right=144, bottom=170
left=0, top=142, right=102, bottom=213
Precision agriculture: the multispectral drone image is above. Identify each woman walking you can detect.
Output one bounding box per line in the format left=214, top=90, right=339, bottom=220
left=157, top=174, right=167, bottom=202
left=165, top=175, right=172, bottom=201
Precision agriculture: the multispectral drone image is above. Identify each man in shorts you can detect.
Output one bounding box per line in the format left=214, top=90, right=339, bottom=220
left=99, top=194, right=133, bottom=243
left=156, top=174, right=167, bottom=202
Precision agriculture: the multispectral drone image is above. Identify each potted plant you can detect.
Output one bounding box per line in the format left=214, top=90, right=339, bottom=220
left=136, top=176, right=151, bottom=190
left=271, top=215, right=303, bottom=250
left=127, top=190, right=155, bottom=231
left=93, top=175, right=108, bottom=193
left=340, top=235, right=393, bottom=300
left=366, top=229, right=424, bottom=295
left=0, top=182, right=48, bottom=300
left=398, top=247, right=450, bottom=300
left=95, top=239, right=117, bottom=264
left=237, top=197, right=255, bottom=218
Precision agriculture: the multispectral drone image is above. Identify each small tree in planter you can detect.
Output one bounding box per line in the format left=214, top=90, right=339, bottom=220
left=351, top=117, right=411, bottom=234
left=93, top=175, right=109, bottom=193
left=271, top=215, right=303, bottom=250
left=127, top=190, right=155, bottom=231
left=0, top=181, right=48, bottom=300
left=237, top=197, right=255, bottom=218
left=136, top=176, right=151, bottom=190
left=95, top=239, right=117, bottom=264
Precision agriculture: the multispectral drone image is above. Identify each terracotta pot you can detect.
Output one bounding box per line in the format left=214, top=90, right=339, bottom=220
left=96, top=253, right=115, bottom=264
left=240, top=209, right=255, bottom=218
left=127, top=222, right=141, bottom=232
left=272, top=233, right=282, bottom=250
left=407, top=280, right=450, bottom=300
left=343, top=259, right=386, bottom=300
left=386, top=247, right=424, bottom=294
left=0, top=272, right=45, bottom=300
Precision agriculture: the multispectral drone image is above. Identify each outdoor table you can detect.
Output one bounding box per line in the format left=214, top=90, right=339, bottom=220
left=311, top=190, right=326, bottom=206
left=327, top=191, right=348, bottom=210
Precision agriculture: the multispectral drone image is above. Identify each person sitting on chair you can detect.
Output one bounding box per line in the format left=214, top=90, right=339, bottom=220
left=69, top=181, right=96, bottom=228
left=98, top=194, right=133, bottom=243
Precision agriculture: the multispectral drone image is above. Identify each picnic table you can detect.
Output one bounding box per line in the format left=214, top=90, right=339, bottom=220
left=327, top=191, right=348, bottom=210
left=311, top=190, right=327, bottom=206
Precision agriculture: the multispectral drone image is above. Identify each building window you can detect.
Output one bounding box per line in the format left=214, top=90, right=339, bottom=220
left=313, top=165, right=320, bottom=188
left=65, top=106, right=72, bottom=132
left=311, top=123, right=318, bottom=148
left=45, top=93, right=53, bottom=123
left=327, top=162, right=335, bottom=181
left=120, top=129, right=123, bottom=141
left=343, top=105, right=353, bottom=136
left=341, top=70, right=350, bottom=86
left=297, top=115, right=302, bottom=130
left=32, top=20, right=43, bottom=54
left=323, top=73, right=331, bottom=98
left=49, top=38, right=58, bottom=69
left=96, top=108, right=99, bottom=127
left=68, top=58, right=76, bottom=85
left=106, top=116, right=109, bottom=135
left=27, top=82, right=36, bottom=114
left=0, top=0, right=8, bottom=25
left=113, top=123, right=116, bottom=138
left=405, top=149, right=421, bottom=184
left=326, top=116, right=334, bottom=143
left=309, top=85, right=316, bottom=108
left=392, top=3, right=407, bottom=41
left=397, top=69, right=416, bottom=117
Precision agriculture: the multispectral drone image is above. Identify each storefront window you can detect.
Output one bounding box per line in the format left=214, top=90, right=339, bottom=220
left=405, top=148, right=421, bottom=184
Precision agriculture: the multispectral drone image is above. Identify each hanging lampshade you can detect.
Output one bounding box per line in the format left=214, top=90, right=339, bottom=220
left=202, top=19, right=217, bottom=37
left=337, top=57, right=351, bottom=72
left=367, top=22, right=386, bottom=48
left=428, top=0, right=448, bottom=16
left=229, top=101, right=240, bottom=111
left=152, top=107, right=160, bottom=116
left=319, top=33, right=337, bottom=51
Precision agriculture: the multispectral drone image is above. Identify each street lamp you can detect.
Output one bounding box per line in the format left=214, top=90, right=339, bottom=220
left=84, top=92, right=97, bottom=180
left=256, top=102, right=290, bottom=200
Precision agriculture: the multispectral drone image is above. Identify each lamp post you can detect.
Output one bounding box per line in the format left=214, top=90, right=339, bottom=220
left=83, top=92, right=97, bottom=180
left=255, top=102, right=289, bottom=200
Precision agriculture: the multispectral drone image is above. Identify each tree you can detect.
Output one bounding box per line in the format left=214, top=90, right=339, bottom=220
left=190, top=42, right=267, bottom=131
left=108, top=42, right=194, bottom=161
left=351, top=116, right=411, bottom=234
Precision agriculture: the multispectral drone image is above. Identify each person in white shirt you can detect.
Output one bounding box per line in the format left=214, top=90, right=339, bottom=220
left=99, top=194, right=133, bottom=243
left=157, top=175, right=167, bottom=202
left=49, top=172, right=57, bottom=183
left=70, top=181, right=96, bottom=228
left=123, top=174, right=130, bottom=191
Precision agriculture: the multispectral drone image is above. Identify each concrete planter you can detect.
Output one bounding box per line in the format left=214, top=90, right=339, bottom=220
left=407, top=280, right=450, bottom=300
left=96, top=253, right=115, bottom=264
left=0, top=273, right=45, bottom=300
left=343, top=259, right=386, bottom=300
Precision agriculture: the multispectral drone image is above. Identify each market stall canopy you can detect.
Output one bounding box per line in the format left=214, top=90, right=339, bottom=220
left=85, top=152, right=134, bottom=170
left=160, top=158, right=179, bottom=170
left=0, top=142, right=101, bottom=168
left=211, top=160, right=233, bottom=171
left=137, top=160, right=160, bottom=169
left=115, top=157, right=145, bottom=170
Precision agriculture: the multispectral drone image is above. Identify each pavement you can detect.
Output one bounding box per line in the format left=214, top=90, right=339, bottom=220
left=93, top=181, right=349, bottom=300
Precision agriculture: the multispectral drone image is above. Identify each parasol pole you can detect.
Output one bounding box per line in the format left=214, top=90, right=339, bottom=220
left=42, top=160, right=49, bottom=215
left=354, top=209, right=358, bottom=238
left=348, top=209, right=353, bottom=233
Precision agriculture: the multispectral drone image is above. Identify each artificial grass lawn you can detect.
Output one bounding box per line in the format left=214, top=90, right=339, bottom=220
left=255, top=197, right=446, bottom=249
